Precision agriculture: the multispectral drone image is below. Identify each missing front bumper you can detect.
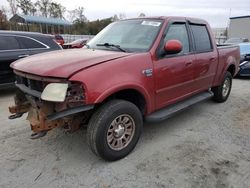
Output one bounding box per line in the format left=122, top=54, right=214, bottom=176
left=9, top=90, right=94, bottom=133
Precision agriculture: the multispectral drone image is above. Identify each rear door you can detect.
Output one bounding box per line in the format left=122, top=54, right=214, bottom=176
left=154, top=21, right=196, bottom=109
left=0, top=35, right=29, bottom=84
left=189, top=23, right=218, bottom=91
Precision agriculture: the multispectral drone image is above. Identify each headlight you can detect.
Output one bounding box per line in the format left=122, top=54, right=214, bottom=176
left=41, top=83, right=68, bottom=102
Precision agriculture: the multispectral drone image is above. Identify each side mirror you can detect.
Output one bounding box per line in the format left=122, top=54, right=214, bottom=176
left=164, top=40, right=183, bottom=54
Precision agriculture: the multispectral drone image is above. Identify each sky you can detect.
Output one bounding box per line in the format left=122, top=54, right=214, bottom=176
left=1, top=0, right=250, bottom=28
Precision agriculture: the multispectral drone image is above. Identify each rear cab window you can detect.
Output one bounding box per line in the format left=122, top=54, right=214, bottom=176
left=189, top=24, right=213, bottom=53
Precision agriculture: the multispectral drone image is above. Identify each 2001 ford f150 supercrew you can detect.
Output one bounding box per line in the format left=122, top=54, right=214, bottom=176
left=9, top=17, right=240, bottom=161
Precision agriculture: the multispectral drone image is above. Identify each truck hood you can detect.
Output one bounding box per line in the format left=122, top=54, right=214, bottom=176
left=11, top=49, right=131, bottom=78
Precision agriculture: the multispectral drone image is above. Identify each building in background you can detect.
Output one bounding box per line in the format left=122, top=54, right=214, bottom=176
left=9, top=14, right=71, bottom=34
left=228, top=16, right=250, bottom=41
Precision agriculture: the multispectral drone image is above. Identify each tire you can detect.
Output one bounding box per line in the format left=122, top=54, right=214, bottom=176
left=87, top=99, right=143, bottom=161
left=212, top=71, right=232, bottom=103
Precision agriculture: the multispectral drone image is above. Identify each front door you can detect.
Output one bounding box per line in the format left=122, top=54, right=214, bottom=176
left=154, top=22, right=196, bottom=109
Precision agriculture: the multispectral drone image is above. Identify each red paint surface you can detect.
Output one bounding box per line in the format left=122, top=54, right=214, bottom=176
left=11, top=17, right=240, bottom=115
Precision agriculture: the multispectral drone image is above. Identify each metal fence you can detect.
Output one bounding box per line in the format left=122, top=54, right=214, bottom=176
left=61, top=34, right=95, bottom=43
left=215, top=36, right=227, bottom=44
left=212, top=28, right=227, bottom=44
left=61, top=34, right=227, bottom=45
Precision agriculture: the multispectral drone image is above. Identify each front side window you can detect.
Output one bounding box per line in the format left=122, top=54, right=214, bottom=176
left=163, top=23, right=190, bottom=54
left=190, top=24, right=212, bottom=52
left=0, top=36, right=20, bottom=50
left=17, top=37, right=47, bottom=49
left=87, top=19, right=163, bottom=52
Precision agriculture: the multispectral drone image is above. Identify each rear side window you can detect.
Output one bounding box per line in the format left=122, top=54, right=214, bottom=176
left=190, top=25, right=212, bottom=52
left=164, top=23, right=190, bottom=54
left=17, top=37, right=47, bottom=49
left=0, top=36, right=20, bottom=50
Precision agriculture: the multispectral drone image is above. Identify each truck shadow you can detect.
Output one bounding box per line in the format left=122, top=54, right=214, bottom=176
left=234, top=76, right=250, bottom=80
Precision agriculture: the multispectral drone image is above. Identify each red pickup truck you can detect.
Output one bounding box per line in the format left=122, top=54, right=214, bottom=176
left=9, top=17, right=240, bottom=161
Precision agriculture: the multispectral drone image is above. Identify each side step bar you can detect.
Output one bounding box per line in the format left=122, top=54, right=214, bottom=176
left=145, top=91, right=214, bottom=123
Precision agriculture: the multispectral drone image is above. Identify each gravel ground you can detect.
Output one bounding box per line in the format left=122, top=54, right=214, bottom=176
left=0, top=78, right=250, bottom=188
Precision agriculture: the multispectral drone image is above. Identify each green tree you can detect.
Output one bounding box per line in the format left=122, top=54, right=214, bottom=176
left=17, top=0, right=36, bottom=15
left=0, top=7, right=9, bottom=30
left=112, top=14, right=119, bottom=22
left=48, top=2, right=65, bottom=18
left=72, top=17, right=112, bottom=35
left=7, top=0, right=18, bottom=16
left=35, top=0, right=50, bottom=17
left=71, top=7, right=87, bottom=23
left=138, top=13, right=146, bottom=17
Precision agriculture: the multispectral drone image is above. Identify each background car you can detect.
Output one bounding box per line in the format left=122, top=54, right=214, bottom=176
left=62, top=38, right=88, bottom=49
left=54, top=34, right=65, bottom=46
left=224, top=37, right=249, bottom=44
left=0, top=31, right=62, bottom=88
left=237, top=43, right=250, bottom=76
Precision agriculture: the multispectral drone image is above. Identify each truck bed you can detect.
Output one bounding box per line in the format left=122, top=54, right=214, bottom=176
left=213, top=45, right=240, bottom=86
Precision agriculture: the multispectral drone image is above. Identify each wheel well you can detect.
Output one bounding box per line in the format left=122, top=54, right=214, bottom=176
left=227, top=64, right=236, bottom=76
left=103, top=89, right=146, bottom=114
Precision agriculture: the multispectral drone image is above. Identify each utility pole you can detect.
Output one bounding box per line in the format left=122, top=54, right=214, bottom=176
left=226, top=8, right=232, bottom=39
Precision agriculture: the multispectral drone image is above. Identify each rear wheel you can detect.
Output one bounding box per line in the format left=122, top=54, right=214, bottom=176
left=87, top=100, right=143, bottom=161
left=212, top=71, right=232, bottom=102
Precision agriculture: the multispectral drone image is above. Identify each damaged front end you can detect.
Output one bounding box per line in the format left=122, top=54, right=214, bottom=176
left=9, top=71, right=94, bottom=139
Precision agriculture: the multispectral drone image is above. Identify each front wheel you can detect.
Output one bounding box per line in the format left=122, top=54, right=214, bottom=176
left=212, top=71, right=232, bottom=103
left=87, top=100, right=143, bottom=161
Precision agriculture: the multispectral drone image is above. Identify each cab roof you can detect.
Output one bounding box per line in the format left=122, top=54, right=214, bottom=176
left=123, top=16, right=208, bottom=25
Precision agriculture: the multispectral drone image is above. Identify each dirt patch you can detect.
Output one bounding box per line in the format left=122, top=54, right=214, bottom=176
left=210, top=160, right=239, bottom=188
left=172, top=141, right=240, bottom=188
left=135, top=140, right=242, bottom=188
left=233, top=107, right=250, bottom=130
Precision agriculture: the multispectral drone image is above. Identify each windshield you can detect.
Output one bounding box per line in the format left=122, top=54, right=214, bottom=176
left=87, top=19, right=163, bottom=52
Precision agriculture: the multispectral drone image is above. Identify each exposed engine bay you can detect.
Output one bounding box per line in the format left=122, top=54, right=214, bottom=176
left=9, top=71, right=94, bottom=139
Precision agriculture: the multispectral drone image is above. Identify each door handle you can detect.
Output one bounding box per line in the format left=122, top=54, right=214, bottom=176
left=18, top=54, right=29, bottom=58
left=185, top=61, right=192, bottom=66
left=210, top=57, right=216, bottom=62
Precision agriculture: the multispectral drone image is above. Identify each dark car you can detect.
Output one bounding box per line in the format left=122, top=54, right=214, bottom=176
left=0, top=31, right=62, bottom=88
left=62, top=38, right=88, bottom=49
left=237, top=43, right=250, bottom=76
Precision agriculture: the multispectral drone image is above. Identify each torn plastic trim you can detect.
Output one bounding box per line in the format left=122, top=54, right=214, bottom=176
left=47, top=104, right=94, bottom=121
left=16, top=83, right=42, bottom=98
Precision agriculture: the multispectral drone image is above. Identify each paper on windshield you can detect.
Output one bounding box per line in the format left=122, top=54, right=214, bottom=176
left=141, top=21, right=161, bottom=27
